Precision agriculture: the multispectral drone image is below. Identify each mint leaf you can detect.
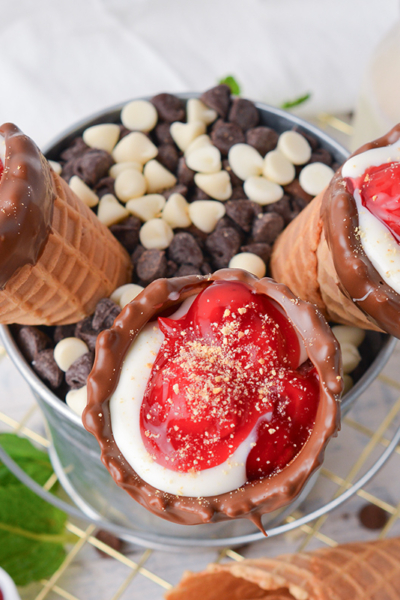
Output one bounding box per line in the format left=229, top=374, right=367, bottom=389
left=281, top=92, right=311, bottom=109
left=0, top=434, right=68, bottom=586
left=218, top=75, right=241, bottom=96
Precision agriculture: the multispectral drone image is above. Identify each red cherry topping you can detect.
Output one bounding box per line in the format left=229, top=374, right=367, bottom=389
left=0, top=159, right=3, bottom=180
left=346, top=161, right=400, bottom=242
left=140, top=281, right=320, bottom=481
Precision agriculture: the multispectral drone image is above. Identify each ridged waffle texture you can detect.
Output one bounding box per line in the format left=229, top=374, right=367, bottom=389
left=0, top=172, right=132, bottom=325
left=166, top=537, right=400, bottom=600
left=270, top=191, right=379, bottom=331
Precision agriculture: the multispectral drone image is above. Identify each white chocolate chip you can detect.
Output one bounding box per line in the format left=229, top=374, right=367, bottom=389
left=277, top=131, right=312, bottom=165
left=109, top=161, right=142, bottom=178
left=97, top=194, right=130, bottom=227
left=49, top=160, right=62, bottom=175
left=263, top=150, right=296, bottom=185
left=299, top=162, right=335, bottom=196
left=144, top=160, right=177, bottom=193
left=114, top=168, right=147, bottom=202
left=184, top=134, right=213, bottom=157
left=69, top=176, right=99, bottom=208
left=139, top=219, right=174, bottom=250
left=186, top=145, right=221, bottom=174
left=194, top=171, right=232, bottom=201
left=188, top=200, right=226, bottom=233
left=229, top=252, right=266, bottom=278
left=83, top=123, right=120, bottom=153
left=111, top=283, right=145, bottom=308
left=228, top=144, right=264, bottom=181
left=121, top=100, right=158, bottom=133
left=112, top=132, right=158, bottom=164
left=170, top=121, right=206, bottom=152
left=331, top=325, right=366, bottom=348
left=126, top=194, right=166, bottom=221
left=162, top=193, right=191, bottom=228
left=243, top=176, right=284, bottom=205
left=186, top=98, right=217, bottom=125
left=66, top=385, right=88, bottom=417
left=54, top=337, right=89, bottom=372
left=343, top=374, right=353, bottom=395
left=341, top=342, right=361, bottom=374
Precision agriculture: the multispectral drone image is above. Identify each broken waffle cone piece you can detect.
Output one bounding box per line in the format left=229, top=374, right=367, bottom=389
left=0, top=123, right=132, bottom=325
left=165, top=536, right=400, bottom=600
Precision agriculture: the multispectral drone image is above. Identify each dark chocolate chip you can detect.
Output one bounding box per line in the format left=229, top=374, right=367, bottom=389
left=154, top=122, right=174, bottom=146
left=252, top=213, right=285, bottom=244
left=284, top=179, right=313, bottom=204
left=60, top=138, right=90, bottom=163
left=162, top=184, right=188, bottom=200
left=331, top=161, right=342, bottom=172
left=211, top=122, right=245, bottom=156
left=229, top=186, right=247, bottom=200
left=240, top=243, right=271, bottom=263
left=222, top=159, right=243, bottom=188
left=200, top=262, right=212, bottom=275
left=309, top=148, right=333, bottom=166
left=205, top=227, right=241, bottom=269
left=166, top=259, right=178, bottom=277
left=110, top=216, right=141, bottom=253
left=358, top=504, right=389, bottom=530
left=151, top=94, right=185, bottom=123
left=54, top=324, right=77, bottom=345
left=73, top=149, right=114, bottom=187
left=32, top=349, right=63, bottom=389
left=94, top=176, right=115, bottom=198
left=225, top=200, right=257, bottom=233
left=65, top=351, right=95, bottom=389
left=94, top=530, right=124, bottom=559
left=157, top=144, right=179, bottom=173
left=265, top=196, right=292, bottom=225
left=136, top=249, right=168, bottom=284
left=291, top=196, right=308, bottom=214
left=168, top=232, right=203, bottom=267
left=119, top=125, right=131, bottom=139
left=246, top=127, right=279, bottom=156
left=17, top=327, right=52, bottom=362
left=177, top=157, right=195, bottom=187
left=176, top=264, right=202, bottom=277
left=189, top=186, right=210, bottom=201
left=228, top=98, right=259, bottom=131
left=201, top=84, right=231, bottom=119
left=292, top=127, right=318, bottom=151
left=75, top=317, right=98, bottom=352
left=92, top=298, right=121, bottom=331
left=176, top=224, right=208, bottom=248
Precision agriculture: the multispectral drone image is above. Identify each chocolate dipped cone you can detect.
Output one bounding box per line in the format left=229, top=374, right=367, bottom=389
left=166, top=536, right=400, bottom=600
left=0, top=123, right=132, bottom=325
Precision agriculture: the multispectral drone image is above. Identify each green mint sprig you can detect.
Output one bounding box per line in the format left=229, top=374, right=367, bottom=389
left=280, top=92, right=311, bottom=110
left=218, top=75, right=241, bottom=96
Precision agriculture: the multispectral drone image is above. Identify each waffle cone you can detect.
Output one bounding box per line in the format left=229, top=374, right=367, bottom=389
left=270, top=191, right=380, bottom=330
left=166, top=537, right=400, bottom=600
left=0, top=171, right=132, bottom=325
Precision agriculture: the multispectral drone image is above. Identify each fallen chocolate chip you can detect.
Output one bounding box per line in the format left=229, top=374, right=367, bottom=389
left=240, top=242, right=272, bottom=263
left=309, top=148, right=333, bottom=166
left=166, top=259, right=178, bottom=277
left=94, top=529, right=124, bottom=559
left=65, top=351, right=95, bottom=389
left=54, top=324, right=77, bottom=345
left=162, top=184, right=188, bottom=200
left=32, top=349, right=63, bottom=389
left=110, top=216, right=141, bottom=253
left=264, top=196, right=292, bottom=225
left=94, top=176, right=115, bottom=198
left=284, top=179, right=313, bottom=205
left=17, top=327, right=53, bottom=362
left=205, top=227, right=241, bottom=269
left=225, top=200, right=258, bottom=232
left=75, top=317, right=98, bottom=351
left=222, top=159, right=242, bottom=188
left=177, top=157, right=195, bottom=187
left=358, top=503, right=389, bottom=530
left=201, top=84, right=231, bottom=119
left=151, top=93, right=185, bottom=123
left=60, top=137, right=90, bottom=163
left=211, top=122, right=245, bottom=156
left=136, top=249, right=168, bottom=284
left=157, top=144, right=179, bottom=173
left=176, top=264, right=202, bottom=277
left=168, top=232, right=203, bottom=267
left=246, top=126, right=279, bottom=156
left=292, top=126, right=318, bottom=151
left=228, top=98, right=259, bottom=131
left=252, top=212, right=285, bottom=244
left=92, top=298, right=121, bottom=331
left=154, top=122, right=174, bottom=146
left=73, top=149, right=114, bottom=187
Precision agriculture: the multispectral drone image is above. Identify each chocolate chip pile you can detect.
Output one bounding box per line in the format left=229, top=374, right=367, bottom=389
left=14, top=84, right=342, bottom=413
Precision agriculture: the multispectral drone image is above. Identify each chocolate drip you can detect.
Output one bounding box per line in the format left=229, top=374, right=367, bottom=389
left=83, top=269, right=341, bottom=529
left=322, top=123, right=400, bottom=337
left=0, top=123, right=54, bottom=289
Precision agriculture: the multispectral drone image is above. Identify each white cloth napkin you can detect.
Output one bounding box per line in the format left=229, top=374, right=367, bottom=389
left=1, top=0, right=398, bottom=148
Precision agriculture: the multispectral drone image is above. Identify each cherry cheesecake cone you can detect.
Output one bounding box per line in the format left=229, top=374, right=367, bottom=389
left=0, top=123, right=132, bottom=326
left=166, top=536, right=400, bottom=600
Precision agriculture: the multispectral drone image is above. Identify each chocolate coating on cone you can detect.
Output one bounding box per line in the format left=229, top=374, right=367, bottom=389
left=322, top=124, right=400, bottom=337
left=0, top=123, right=55, bottom=288
left=83, top=269, right=342, bottom=528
